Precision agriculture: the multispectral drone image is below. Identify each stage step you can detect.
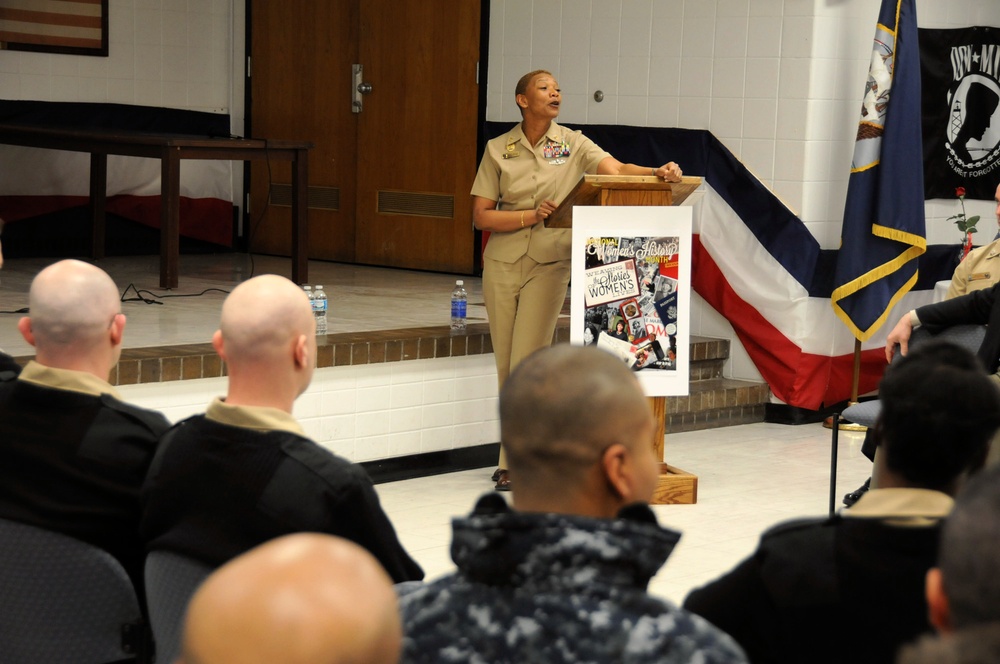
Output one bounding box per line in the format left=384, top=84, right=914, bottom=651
left=666, top=336, right=770, bottom=434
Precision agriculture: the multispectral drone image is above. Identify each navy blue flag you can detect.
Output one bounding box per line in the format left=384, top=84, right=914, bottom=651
left=831, top=0, right=926, bottom=341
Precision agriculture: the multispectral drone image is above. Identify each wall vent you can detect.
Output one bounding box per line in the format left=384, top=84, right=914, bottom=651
left=269, top=184, right=340, bottom=211
left=376, top=190, right=454, bottom=219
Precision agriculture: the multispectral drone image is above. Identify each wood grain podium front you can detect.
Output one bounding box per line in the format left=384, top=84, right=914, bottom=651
left=546, top=174, right=703, bottom=229
left=553, top=174, right=702, bottom=505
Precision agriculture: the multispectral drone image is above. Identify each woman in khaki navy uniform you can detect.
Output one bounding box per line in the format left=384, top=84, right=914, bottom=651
left=472, top=70, right=683, bottom=491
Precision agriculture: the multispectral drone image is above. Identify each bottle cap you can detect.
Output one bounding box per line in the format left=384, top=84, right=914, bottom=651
left=316, top=285, right=324, bottom=289
left=456, top=280, right=464, bottom=286
left=303, top=285, right=312, bottom=290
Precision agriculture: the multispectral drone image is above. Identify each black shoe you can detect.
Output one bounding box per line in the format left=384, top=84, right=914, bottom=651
left=842, top=477, right=871, bottom=508
left=493, top=469, right=511, bottom=492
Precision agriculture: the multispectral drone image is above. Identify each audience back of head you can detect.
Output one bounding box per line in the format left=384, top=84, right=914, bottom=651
left=897, top=623, right=1000, bottom=664
left=180, top=533, right=401, bottom=664
left=19, top=259, right=125, bottom=373
left=500, top=344, right=658, bottom=516
left=216, top=274, right=314, bottom=367
left=398, top=344, right=748, bottom=663
left=876, top=341, right=1000, bottom=492
left=928, top=463, right=1000, bottom=633
left=212, top=274, right=316, bottom=406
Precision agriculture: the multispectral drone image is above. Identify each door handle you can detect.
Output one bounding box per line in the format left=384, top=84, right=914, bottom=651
left=352, top=65, right=374, bottom=113
left=352, top=64, right=366, bottom=113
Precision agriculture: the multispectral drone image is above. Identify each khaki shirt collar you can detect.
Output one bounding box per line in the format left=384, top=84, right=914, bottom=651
left=18, top=360, right=120, bottom=399
left=205, top=396, right=306, bottom=436
left=510, top=120, right=564, bottom=149
left=543, top=121, right=563, bottom=144
left=842, top=487, right=953, bottom=526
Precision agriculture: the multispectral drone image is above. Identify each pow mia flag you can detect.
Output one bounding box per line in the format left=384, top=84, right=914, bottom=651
left=921, top=26, right=1000, bottom=199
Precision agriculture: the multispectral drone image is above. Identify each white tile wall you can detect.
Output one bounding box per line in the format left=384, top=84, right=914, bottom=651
left=712, top=58, right=747, bottom=99
left=747, top=17, right=782, bottom=58
left=117, top=355, right=501, bottom=464
left=0, top=0, right=232, bottom=114
left=715, top=17, right=749, bottom=59
left=0, top=0, right=245, bottom=220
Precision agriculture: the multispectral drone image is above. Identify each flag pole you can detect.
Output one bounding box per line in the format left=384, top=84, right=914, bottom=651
left=824, top=338, right=868, bottom=431
left=827, top=0, right=924, bottom=429
left=851, top=338, right=862, bottom=402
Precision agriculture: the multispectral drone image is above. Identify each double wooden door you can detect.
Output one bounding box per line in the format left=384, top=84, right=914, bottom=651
left=248, top=0, right=480, bottom=273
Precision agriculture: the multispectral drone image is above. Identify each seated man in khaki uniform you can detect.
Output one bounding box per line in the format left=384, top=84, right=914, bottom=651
left=946, top=181, right=1000, bottom=298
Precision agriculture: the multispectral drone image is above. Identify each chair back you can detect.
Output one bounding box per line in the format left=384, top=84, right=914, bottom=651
left=0, top=517, right=145, bottom=664
left=844, top=324, right=988, bottom=428
left=912, top=323, right=987, bottom=355
left=144, top=550, right=214, bottom=664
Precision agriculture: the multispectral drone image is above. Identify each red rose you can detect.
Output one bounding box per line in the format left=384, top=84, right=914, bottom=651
left=956, top=186, right=966, bottom=197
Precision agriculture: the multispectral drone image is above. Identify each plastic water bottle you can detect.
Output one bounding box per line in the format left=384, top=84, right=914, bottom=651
left=450, top=280, right=467, bottom=331
left=314, top=285, right=328, bottom=335
left=303, top=285, right=314, bottom=310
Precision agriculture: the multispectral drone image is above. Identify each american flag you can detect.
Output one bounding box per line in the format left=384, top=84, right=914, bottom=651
left=0, top=0, right=107, bottom=56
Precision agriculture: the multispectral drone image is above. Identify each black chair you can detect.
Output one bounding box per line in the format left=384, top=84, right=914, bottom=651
left=0, top=517, right=146, bottom=664
left=829, top=324, right=988, bottom=515
left=144, top=551, right=214, bottom=664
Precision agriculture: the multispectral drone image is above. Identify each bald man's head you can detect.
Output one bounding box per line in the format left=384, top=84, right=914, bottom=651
left=181, top=534, right=402, bottom=664
left=212, top=275, right=317, bottom=406
left=23, top=260, right=122, bottom=353
left=500, top=345, right=658, bottom=510
left=218, top=275, right=315, bottom=364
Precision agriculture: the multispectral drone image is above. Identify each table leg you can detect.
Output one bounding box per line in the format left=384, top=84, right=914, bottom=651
left=89, top=152, right=107, bottom=259
left=291, top=148, right=309, bottom=285
left=648, top=395, right=698, bottom=504
left=160, top=149, right=180, bottom=289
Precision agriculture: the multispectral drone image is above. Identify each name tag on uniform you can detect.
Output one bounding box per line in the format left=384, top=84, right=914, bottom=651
left=969, top=272, right=992, bottom=282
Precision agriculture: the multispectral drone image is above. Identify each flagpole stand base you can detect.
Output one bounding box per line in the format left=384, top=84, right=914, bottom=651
left=823, top=406, right=868, bottom=432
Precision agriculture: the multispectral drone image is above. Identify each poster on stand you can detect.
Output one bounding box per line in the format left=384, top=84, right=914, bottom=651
left=571, top=206, right=692, bottom=397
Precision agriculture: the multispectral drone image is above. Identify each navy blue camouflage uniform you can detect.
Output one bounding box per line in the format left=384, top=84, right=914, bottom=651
left=399, top=493, right=748, bottom=663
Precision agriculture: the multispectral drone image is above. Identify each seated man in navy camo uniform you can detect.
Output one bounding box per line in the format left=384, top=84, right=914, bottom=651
left=398, top=345, right=747, bottom=663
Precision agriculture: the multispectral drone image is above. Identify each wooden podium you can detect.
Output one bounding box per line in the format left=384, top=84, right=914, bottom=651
left=547, top=174, right=703, bottom=229
left=551, top=174, right=703, bottom=505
